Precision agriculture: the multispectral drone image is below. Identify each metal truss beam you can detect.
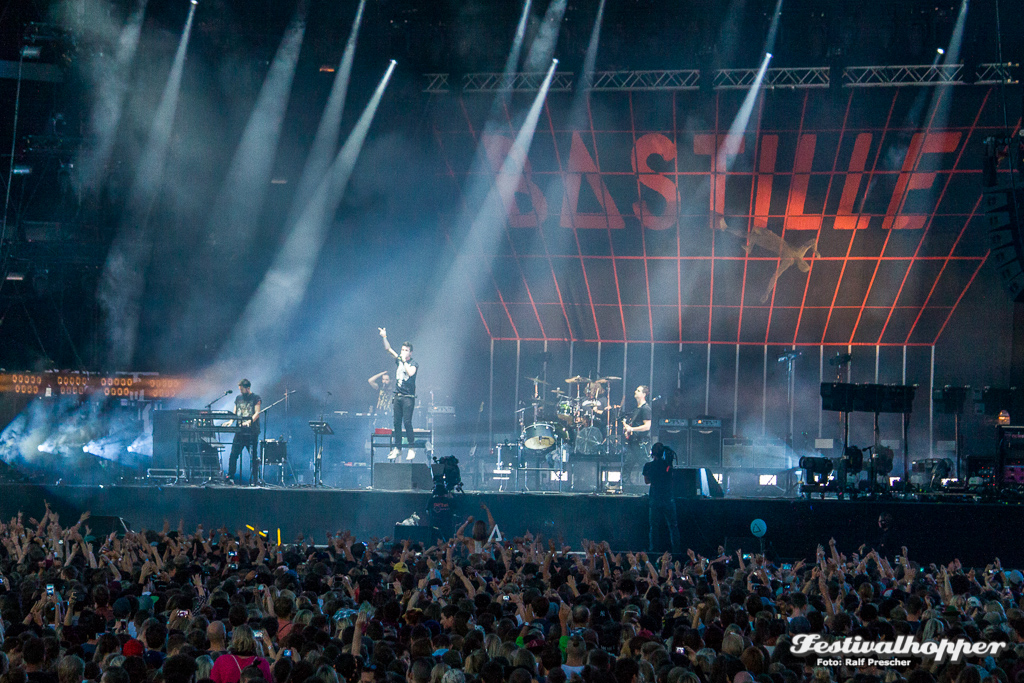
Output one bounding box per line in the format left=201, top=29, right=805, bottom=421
left=425, top=63, right=1019, bottom=92
left=843, top=64, right=963, bottom=87
left=714, top=66, right=829, bottom=90
left=588, top=69, right=700, bottom=90
left=975, top=62, right=1019, bottom=85
left=423, top=73, right=450, bottom=93
left=461, top=71, right=574, bottom=92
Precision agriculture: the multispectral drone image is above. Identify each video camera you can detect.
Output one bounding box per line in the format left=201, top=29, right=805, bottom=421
left=430, top=455, right=463, bottom=495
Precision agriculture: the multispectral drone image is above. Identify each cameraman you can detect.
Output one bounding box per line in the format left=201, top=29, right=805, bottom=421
left=643, top=442, right=681, bottom=554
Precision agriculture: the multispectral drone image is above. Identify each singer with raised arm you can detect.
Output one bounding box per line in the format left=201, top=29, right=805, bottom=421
left=378, top=327, right=418, bottom=461
left=621, top=385, right=652, bottom=490
left=227, top=379, right=261, bottom=483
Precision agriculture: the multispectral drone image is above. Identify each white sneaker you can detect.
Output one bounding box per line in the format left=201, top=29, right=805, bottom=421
left=388, top=448, right=400, bottom=460
left=406, top=448, right=416, bottom=460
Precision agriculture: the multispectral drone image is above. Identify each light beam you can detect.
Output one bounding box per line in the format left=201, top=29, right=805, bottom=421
left=205, top=61, right=398, bottom=389
left=98, top=2, right=196, bottom=369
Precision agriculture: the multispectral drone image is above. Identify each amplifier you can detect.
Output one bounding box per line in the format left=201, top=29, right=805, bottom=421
left=428, top=406, right=456, bottom=414
left=689, top=417, right=723, bottom=468
left=658, top=421, right=689, bottom=467
left=261, top=439, right=288, bottom=465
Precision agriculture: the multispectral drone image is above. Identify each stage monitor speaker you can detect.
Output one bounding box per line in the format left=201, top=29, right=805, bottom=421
left=374, top=463, right=432, bottom=491
left=672, top=468, right=725, bottom=498
left=689, top=421, right=723, bottom=468
left=152, top=410, right=180, bottom=469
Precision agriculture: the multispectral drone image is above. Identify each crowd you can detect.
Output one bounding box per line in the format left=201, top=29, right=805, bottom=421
left=0, top=501, right=1022, bottom=683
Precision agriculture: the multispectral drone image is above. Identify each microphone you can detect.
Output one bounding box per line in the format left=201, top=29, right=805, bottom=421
left=225, top=389, right=233, bottom=395
left=652, top=395, right=662, bottom=402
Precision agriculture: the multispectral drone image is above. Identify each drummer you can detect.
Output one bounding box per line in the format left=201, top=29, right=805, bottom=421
left=582, top=381, right=608, bottom=429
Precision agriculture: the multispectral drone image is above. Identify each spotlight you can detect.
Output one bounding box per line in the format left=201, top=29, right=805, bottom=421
left=190, top=0, right=198, bottom=5
left=936, top=47, right=945, bottom=55
left=553, top=58, right=559, bottom=65
left=20, top=46, right=41, bottom=59
left=390, top=59, right=397, bottom=65
left=841, top=446, right=863, bottom=473
left=11, top=165, right=31, bottom=175
left=800, top=456, right=833, bottom=476
left=872, top=446, right=894, bottom=476
left=766, top=52, right=773, bottom=59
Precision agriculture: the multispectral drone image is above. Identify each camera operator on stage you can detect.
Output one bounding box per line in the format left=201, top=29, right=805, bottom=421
left=643, top=442, right=681, bottom=553
left=227, top=379, right=261, bottom=484
left=622, top=385, right=652, bottom=490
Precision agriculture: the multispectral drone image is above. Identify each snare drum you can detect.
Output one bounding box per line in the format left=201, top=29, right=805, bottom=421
left=522, top=422, right=558, bottom=452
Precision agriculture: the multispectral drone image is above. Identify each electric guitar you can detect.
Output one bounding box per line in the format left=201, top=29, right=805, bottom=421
left=622, top=418, right=650, bottom=445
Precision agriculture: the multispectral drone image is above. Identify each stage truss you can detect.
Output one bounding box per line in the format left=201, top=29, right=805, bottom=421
left=424, top=63, right=1018, bottom=93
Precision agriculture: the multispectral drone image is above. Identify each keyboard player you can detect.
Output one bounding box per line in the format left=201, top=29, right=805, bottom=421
left=228, top=379, right=261, bottom=483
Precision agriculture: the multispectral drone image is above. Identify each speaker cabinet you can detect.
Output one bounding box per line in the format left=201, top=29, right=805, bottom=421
left=689, top=426, right=723, bottom=468
left=658, top=425, right=690, bottom=467
left=373, top=463, right=432, bottom=491
left=152, top=410, right=180, bottom=469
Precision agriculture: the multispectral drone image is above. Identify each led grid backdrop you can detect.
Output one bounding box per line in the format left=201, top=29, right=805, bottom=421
left=429, top=86, right=1017, bottom=347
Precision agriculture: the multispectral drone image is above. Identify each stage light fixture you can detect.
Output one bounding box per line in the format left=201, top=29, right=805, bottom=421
left=766, top=52, right=773, bottom=59
left=799, top=456, right=833, bottom=476
left=936, top=47, right=945, bottom=55
left=841, top=446, right=863, bottom=473
left=190, top=0, right=198, bottom=5
left=872, top=446, right=894, bottom=476
left=20, top=46, right=41, bottom=59
left=11, top=165, right=31, bottom=175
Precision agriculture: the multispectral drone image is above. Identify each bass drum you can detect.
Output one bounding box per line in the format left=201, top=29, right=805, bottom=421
left=522, top=422, right=558, bottom=453
left=574, top=426, right=605, bottom=455
left=495, top=442, right=520, bottom=469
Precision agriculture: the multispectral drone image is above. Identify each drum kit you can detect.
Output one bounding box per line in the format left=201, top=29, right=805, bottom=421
left=501, top=374, right=624, bottom=476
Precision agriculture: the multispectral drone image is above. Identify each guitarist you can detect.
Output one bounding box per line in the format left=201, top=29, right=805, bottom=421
left=227, top=379, right=261, bottom=484
left=621, top=385, right=652, bottom=489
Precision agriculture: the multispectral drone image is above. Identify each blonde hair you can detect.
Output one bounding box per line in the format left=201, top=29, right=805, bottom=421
left=228, top=625, right=258, bottom=656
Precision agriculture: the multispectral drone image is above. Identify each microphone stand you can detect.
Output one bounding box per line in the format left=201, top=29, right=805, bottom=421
left=255, top=391, right=295, bottom=486
left=205, top=390, right=232, bottom=411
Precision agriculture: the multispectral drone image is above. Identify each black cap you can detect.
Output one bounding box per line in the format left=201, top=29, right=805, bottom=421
left=239, top=379, right=251, bottom=388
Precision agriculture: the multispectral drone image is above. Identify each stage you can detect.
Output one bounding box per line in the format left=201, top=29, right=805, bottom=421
left=0, top=483, right=1014, bottom=567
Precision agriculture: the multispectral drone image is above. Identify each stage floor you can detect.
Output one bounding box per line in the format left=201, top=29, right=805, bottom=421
left=0, top=483, right=1014, bottom=566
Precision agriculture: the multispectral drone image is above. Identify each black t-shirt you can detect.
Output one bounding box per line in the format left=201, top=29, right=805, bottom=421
left=234, top=392, right=261, bottom=431
left=395, top=358, right=418, bottom=396
left=643, top=456, right=674, bottom=502
left=629, top=402, right=652, bottom=443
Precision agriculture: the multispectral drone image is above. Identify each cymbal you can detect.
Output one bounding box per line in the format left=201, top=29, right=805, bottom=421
left=565, top=375, right=587, bottom=384
left=551, top=388, right=567, bottom=395
left=524, top=376, right=547, bottom=385
left=597, top=375, right=622, bottom=382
